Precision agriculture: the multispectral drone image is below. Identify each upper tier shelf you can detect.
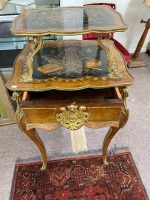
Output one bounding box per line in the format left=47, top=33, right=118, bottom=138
left=11, top=5, right=128, bottom=36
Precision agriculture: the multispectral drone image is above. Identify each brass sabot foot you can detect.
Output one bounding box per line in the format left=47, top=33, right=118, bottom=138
left=103, top=157, right=109, bottom=165
left=41, top=163, right=47, bottom=170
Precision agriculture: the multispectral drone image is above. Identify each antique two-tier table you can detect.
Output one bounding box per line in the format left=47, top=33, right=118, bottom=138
left=6, top=5, right=134, bottom=170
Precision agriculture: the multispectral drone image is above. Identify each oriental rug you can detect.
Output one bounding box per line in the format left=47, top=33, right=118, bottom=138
left=10, top=152, right=148, bottom=200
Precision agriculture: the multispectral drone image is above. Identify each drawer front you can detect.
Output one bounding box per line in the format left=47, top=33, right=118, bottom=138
left=23, top=108, right=57, bottom=123
left=88, top=107, right=121, bottom=122
left=22, top=105, right=122, bottom=125
left=20, top=87, right=124, bottom=130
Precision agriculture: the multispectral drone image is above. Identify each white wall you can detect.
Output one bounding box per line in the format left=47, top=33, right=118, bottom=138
left=60, top=0, right=83, bottom=6
left=60, top=0, right=150, bottom=53
left=84, top=0, right=150, bottom=53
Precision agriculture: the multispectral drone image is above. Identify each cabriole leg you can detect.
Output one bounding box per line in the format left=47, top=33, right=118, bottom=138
left=13, top=91, right=47, bottom=170
left=102, top=126, right=120, bottom=165
left=23, top=128, right=47, bottom=170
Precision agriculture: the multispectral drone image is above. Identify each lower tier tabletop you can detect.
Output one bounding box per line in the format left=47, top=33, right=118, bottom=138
left=6, top=40, right=134, bottom=91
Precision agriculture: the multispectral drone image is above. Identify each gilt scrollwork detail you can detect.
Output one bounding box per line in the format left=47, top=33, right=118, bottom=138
left=120, top=87, right=129, bottom=98
left=12, top=92, right=24, bottom=130
left=119, top=86, right=129, bottom=109
left=56, top=105, right=90, bottom=130
left=97, top=34, right=122, bottom=79
left=19, top=36, right=43, bottom=82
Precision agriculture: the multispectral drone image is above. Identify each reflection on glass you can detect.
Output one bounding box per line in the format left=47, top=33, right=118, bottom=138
left=13, top=6, right=125, bottom=34
left=32, top=41, right=108, bottom=79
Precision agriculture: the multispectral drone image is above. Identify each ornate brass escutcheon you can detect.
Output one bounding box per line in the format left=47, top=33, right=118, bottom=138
left=56, top=105, right=90, bottom=130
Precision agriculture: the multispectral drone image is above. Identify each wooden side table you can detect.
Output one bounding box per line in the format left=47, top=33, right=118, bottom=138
left=6, top=5, right=134, bottom=170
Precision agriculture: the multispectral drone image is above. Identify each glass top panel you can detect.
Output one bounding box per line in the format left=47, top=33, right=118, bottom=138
left=11, top=5, right=127, bottom=36
left=32, top=41, right=108, bottom=79
left=6, top=40, right=134, bottom=91
left=0, top=22, right=57, bottom=44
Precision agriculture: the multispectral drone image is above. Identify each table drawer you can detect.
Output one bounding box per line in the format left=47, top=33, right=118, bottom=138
left=21, top=88, right=124, bottom=129
left=22, top=104, right=122, bottom=122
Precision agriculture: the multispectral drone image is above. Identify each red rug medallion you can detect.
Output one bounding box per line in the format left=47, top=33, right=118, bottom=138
left=11, top=152, right=148, bottom=200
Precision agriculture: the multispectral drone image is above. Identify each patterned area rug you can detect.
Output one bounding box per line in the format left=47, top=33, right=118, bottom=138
left=10, top=152, right=148, bottom=200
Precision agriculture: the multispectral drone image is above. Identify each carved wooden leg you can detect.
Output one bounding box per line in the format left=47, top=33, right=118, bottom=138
left=13, top=92, right=47, bottom=170
left=24, top=128, right=47, bottom=170
left=102, top=107, right=129, bottom=165
left=102, top=126, right=120, bottom=165
left=20, top=116, right=47, bottom=170
left=102, top=85, right=129, bottom=165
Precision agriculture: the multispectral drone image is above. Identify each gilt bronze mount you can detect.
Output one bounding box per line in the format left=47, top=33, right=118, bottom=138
left=56, top=105, right=90, bottom=130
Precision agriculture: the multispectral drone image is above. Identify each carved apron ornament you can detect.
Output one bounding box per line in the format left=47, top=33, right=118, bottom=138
left=56, top=105, right=90, bottom=130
